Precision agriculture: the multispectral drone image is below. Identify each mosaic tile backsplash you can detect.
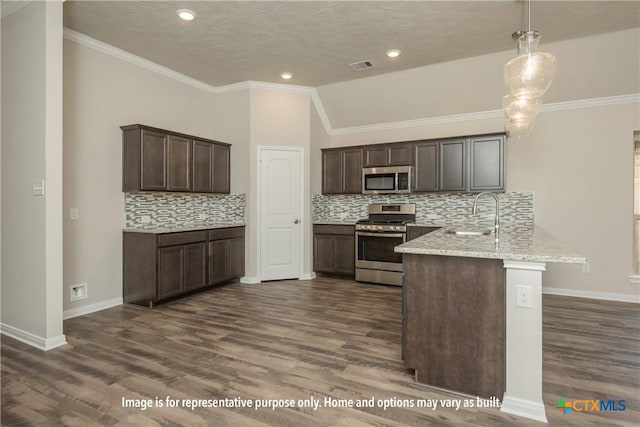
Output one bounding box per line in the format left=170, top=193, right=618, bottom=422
left=125, top=193, right=245, bottom=228
left=313, top=192, right=533, bottom=230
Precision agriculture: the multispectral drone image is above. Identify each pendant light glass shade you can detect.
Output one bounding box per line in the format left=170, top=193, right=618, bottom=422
left=503, top=94, right=542, bottom=124
left=504, top=31, right=556, bottom=99
left=504, top=120, right=533, bottom=138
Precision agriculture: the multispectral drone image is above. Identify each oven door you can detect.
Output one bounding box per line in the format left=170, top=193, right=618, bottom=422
left=355, top=231, right=405, bottom=272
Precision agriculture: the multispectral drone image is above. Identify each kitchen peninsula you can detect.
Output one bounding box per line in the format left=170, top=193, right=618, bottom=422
left=396, top=226, right=585, bottom=423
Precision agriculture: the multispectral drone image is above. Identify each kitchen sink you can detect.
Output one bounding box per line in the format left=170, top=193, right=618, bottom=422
left=444, top=227, right=492, bottom=236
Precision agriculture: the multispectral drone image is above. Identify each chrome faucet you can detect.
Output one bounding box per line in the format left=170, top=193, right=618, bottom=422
left=472, top=192, right=500, bottom=237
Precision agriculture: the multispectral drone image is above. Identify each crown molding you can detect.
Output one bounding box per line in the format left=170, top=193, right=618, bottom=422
left=62, top=28, right=334, bottom=134
left=330, top=109, right=504, bottom=136
left=540, top=93, right=640, bottom=112
left=1, top=0, right=31, bottom=19
left=62, top=28, right=639, bottom=140
left=63, top=28, right=217, bottom=94
left=329, top=93, right=640, bottom=136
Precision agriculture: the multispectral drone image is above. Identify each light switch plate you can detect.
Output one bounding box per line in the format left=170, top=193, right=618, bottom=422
left=32, top=179, right=45, bottom=196
left=70, top=208, right=80, bottom=220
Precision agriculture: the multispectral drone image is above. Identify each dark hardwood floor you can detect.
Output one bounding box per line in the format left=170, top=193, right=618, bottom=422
left=2, top=277, right=638, bottom=426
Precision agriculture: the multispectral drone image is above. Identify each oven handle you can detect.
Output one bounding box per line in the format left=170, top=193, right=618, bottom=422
left=356, top=232, right=406, bottom=238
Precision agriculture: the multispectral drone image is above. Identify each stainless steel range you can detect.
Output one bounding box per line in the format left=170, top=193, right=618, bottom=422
left=355, top=203, right=416, bottom=286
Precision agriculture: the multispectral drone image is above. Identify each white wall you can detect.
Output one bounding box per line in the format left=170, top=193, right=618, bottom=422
left=63, top=38, right=217, bottom=315
left=310, top=102, right=330, bottom=196
left=510, top=102, right=639, bottom=298
left=246, top=88, right=312, bottom=280
left=315, top=29, right=640, bottom=300
left=1, top=1, right=65, bottom=348
left=317, top=28, right=640, bottom=129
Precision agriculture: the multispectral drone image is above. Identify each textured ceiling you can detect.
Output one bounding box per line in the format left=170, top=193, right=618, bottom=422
left=62, top=1, right=640, bottom=88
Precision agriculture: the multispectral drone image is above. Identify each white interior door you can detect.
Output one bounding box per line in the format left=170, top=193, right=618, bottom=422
left=260, top=147, right=303, bottom=281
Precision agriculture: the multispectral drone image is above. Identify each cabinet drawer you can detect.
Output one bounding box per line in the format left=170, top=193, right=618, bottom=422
left=208, top=226, right=245, bottom=240
left=313, top=224, right=355, bottom=235
left=157, top=231, right=207, bottom=247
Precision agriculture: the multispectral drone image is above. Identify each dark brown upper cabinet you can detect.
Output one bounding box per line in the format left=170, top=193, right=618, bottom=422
left=469, top=134, right=505, bottom=192
left=212, top=144, right=230, bottom=194
left=363, top=143, right=412, bottom=167
left=439, top=138, right=467, bottom=192
left=413, top=141, right=439, bottom=192
left=413, top=134, right=505, bottom=193
left=122, top=124, right=231, bottom=194
left=322, top=147, right=362, bottom=194
left=319, top=133, right=505, bottom=195
left=167, top=135, right=191, bottom=191
left=192, top=140, right=214, bottom=193
left=137, top=129, right=168, bottom=191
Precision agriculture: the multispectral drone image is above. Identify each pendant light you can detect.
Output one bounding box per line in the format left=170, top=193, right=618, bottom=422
left=504, top=31, right=556, bottom=99
left=503, top=0, right=556, bottom=138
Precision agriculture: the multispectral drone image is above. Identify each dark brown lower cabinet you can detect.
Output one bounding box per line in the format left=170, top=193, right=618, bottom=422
left=157, top=245, right=186, bottom=300
left=313, top=224, right=355, bottom=276
left=124, top=226, right=244, bottom=307
left=402, top=254, right=505, bottom=398
left=184, top=243, right=208, bottom=291
left=157, top=242, right=208, bottom=300
left=208, top=227, right=245, bottom=285
left=406, top=226, right=440, bottom=241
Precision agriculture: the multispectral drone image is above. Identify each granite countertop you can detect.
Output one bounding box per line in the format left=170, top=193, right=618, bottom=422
left=395, top=225, right=586, bottom=264
left=123, top=223, right=246, bottom=234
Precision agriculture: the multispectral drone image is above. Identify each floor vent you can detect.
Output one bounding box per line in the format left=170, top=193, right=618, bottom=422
left=348, top=60, right=375, bottom=71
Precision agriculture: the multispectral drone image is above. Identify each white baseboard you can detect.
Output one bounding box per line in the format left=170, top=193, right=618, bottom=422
left=63, top=297, right=123, bottom=320
left=501, top=395, right=548, bottom=423
left=240, top=274, right=316, bottom=283
left=543, top=287, right=639, bottom=303
left=1, top=323, right=67, bottom=351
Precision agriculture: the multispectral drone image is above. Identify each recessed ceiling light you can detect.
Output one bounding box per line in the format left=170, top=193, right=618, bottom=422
left=177, top=9, right=196, bottom=21
left=280, top=72, right=292, bottom=80
left=386, top=49, right=402, bottom=58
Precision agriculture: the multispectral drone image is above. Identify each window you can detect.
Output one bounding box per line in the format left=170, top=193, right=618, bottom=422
left=634, top=132, right=640, bottom=277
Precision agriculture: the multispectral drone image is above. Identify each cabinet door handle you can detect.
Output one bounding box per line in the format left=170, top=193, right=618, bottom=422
left=293, top=219, right=300, bottom=224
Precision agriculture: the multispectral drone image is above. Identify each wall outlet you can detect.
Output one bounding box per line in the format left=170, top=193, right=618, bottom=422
left=516, top=285, right=533, bottom=308
left=582, top=262, right=591, bottom=273
left=339, top=212, right=347, bottom=220
left=70, top=208, right=80, bottom=220
left=140, top=215, right=151, bottom=223
left=70, top=283, right=88, bottom=302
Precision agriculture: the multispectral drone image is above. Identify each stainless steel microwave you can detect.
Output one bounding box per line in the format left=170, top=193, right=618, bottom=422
left=362, top=166, right=413, bottom=194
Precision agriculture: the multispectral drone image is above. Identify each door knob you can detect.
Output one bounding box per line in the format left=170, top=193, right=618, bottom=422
left=293, top=219, right=300, bottom=224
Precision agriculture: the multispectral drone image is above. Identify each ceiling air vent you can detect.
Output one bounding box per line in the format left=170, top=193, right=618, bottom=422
left=348, top=60, right=375, bottom=71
